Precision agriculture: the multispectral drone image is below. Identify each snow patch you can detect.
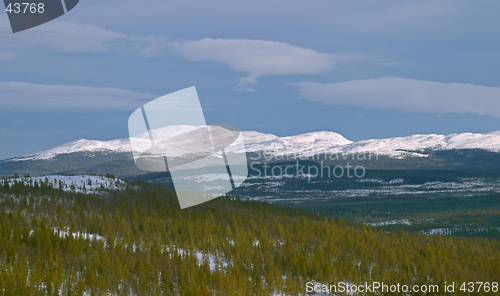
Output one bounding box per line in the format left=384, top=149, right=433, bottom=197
left=1, top=175, right=126, bottom=193
left=366, top=219, right=412, bottom=227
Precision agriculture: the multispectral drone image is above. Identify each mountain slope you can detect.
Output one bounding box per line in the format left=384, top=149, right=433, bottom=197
left=10, top=138, right=132, bottom=161
left=337, top=132, right=500, bottom=158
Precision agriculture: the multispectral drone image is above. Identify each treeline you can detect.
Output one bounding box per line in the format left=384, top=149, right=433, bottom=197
left=0, top=178, right=499, bottom=295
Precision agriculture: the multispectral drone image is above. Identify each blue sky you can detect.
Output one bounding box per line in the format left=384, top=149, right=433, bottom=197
left=1, top=0, right=500, bottom=159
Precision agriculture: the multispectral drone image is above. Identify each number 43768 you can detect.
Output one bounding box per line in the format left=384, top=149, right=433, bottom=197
left=460, top=282, right=498, bottom=293
left=5, top=2, right=45, bottom=14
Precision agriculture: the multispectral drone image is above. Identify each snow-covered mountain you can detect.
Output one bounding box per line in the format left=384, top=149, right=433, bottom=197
left=330, top=132, right=500, bottom=158
left=14, top=139, right=132, bottom=161
left=7, top=130, right=500, bottom=162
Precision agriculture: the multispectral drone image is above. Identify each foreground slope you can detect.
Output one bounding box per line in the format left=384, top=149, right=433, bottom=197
left=0, top=180, right=498, bottom=295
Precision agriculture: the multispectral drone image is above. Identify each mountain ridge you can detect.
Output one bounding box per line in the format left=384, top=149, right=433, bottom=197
left=6, top=130, right=500, bottom=162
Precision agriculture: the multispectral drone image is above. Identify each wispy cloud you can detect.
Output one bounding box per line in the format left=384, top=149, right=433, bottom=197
left=295, top=77, right=500, bottom=117
left=0, top=16, right=166, bottom=56
left=0, top=82, right=155, bottom=112
left=0, top=52, right=17, bottom=60
left=171, top=38, right=335, bottom=91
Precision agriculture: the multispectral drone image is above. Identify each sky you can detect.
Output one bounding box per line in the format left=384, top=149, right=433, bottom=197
left=0, top=0, right=500, bottom=159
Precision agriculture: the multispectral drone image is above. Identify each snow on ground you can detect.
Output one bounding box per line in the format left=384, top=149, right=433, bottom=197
left=56, top=228, right=106, bottom=242
left=366, top=219, right=412, bottom=227
left=422, top=228, right=453, bottom=236
left=356, top=178, right=404, bottom=184
left=1, top=175, right=126, bottom=193
left=164, top=246, right=230, bottom=272
left=53, top=227, right=229, bottom=273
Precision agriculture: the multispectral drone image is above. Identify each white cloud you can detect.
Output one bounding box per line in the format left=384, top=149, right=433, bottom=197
left=171, top=38, right=335, bottom=91
left=295, top=77, right=500, bottom=117
left=0, top=82, right=154, bottom=112
left=0, top=16, right=166, bottom=55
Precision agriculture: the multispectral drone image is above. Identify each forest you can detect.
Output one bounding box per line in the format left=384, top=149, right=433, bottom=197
left=0, top=176, right=499, bottom=295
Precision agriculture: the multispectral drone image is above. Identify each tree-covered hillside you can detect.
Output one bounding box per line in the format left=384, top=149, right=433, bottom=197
left=0, top=178, right=498, bottom=295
